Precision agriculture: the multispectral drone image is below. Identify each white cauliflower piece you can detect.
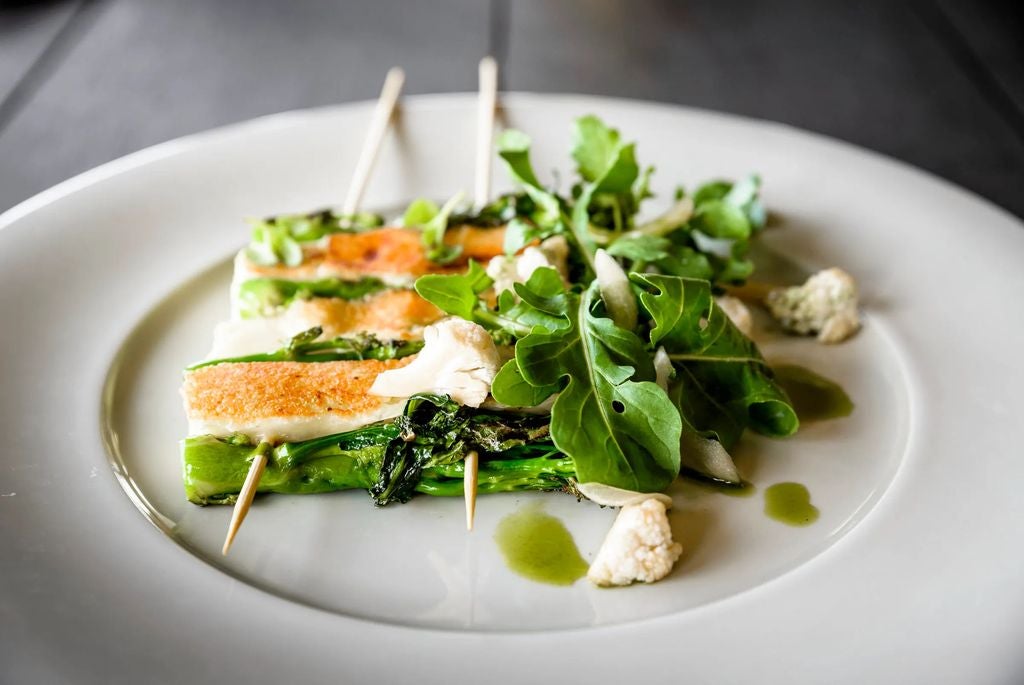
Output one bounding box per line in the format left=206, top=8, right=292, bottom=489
left=765, top=267, right=860, bottom=344
left=587, top=497, right=682, bottom=587
left=486, top=236, right=570, bottom=295
left=715, top=295, right=753, bottom=337
left=368, top=318, right=499, bottom=407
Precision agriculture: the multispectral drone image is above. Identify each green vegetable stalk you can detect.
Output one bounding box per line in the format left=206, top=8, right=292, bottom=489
left=182, top=395, right=575, bottom=505
left=235, top=276, right=390, bottom=318
left=187, top=328, right=423, bottom=370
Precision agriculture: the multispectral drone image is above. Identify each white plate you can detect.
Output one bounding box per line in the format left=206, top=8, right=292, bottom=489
left=2, top=94, right=1023, bottom=683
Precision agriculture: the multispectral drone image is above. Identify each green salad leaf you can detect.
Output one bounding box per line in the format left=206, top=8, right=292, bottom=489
left=495, top=116, right=767, bottom=285
left=570, top=116, right=642, bottom=239
left=414, top=260, right=494, bottom=321
left=496, top=131, right=578, bottom=261
left=631, top=272, right=798, bottom=443
left=489, top=272, right=682, bottom=492
left=402, top=198, right=440, bottom=227
left=572, top=115, right=640, bottom=190
left=404, top=192, right=466, bottom=264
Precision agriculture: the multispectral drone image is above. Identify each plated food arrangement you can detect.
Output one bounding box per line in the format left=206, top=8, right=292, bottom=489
left=180, top=62, right=859, bottom=587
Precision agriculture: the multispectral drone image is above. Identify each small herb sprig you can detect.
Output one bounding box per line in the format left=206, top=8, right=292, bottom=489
left=245, top=209, right=384, bottom=267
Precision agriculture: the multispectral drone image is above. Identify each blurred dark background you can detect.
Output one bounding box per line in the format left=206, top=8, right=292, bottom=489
left=1, top=0, right=1022, bottom=217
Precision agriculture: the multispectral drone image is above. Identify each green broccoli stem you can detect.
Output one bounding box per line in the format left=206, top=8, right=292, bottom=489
left=419, top=454, right=575, bottom=496
left=182, top=433, right=575, bottom=505
left=187, top=337, right=424, bottom=370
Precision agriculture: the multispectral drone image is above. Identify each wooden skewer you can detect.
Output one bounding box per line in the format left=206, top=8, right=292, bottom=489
left=341, top=66, right=406, bottom=217
left=465, top=57, right=499, bottom=531
left=222, top=446, right=269, bottom=555
left=474, top=56, right=498, bottom=209
left=222, top=69, right=405, bottom=555
left=464, top=451, right=479, bottom=531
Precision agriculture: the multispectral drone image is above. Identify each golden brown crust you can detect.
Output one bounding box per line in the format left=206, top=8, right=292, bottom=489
left=239, top=225, right=505, bottom=281
left=325, top=226, right=504, bottom=276
left=183, top=358, right=413, bottom=421
left=291, top=290, right=443, bottom=339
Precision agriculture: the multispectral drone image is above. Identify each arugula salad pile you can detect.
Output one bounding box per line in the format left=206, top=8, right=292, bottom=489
left=412, top=116, right=796, bottom=493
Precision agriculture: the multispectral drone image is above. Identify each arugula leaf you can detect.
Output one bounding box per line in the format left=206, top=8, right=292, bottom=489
left=490, top=276, right=682, bottom=492
left=413, top=192, right=465, bottom=264
left=571, top=115, right=640, bottom=193
left=631, top=272, right=798, bottom=440
left=503, top=217, right=545, bottom=255
left=402, top=198, right=440, bottom=227
left=691, top=200, right=751, bottom=241
left=414, top=260, right=493, bottom=321
left=606, top=234, right=671, bottom=261
left=568, top=117, right=642, bottom=264
left=690, top=175, right=766, bottom=240
left=653, top=243, right=715, bottom=280
left=497, top=131, right=564, bottom=229
left=490, top=360, right=560, bottom=407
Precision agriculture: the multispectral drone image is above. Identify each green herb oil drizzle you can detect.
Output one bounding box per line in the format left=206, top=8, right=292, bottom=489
left=494, top=505, right=588, bottom=586
left=773, top=364, right=853, bottom=422
left=764, top=482, right=819, bottom=526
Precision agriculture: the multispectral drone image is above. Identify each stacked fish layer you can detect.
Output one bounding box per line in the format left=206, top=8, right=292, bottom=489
left=180, top=214, right=527, bottom=504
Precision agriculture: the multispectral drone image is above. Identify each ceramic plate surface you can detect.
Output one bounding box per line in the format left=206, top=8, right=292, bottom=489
left=2, top=94, right=1023, bottom=684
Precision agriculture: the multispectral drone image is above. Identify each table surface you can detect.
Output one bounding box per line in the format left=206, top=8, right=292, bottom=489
left=0, top=0, right=1021, bottom=219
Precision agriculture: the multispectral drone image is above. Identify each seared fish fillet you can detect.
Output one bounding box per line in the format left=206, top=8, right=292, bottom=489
left=183, top=358, right=413, bottom=442
left=234, top=225, right=506, bottom=289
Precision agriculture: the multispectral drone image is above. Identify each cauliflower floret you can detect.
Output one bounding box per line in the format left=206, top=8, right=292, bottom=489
left=765, top=267, right=860, bottom=344
left=486, top=236, right=570, bottom=295
left=587, top=497, right=682, bottom=587
left=368, top=318, right=500, bottom=407
left=715, top=294, right=753, bottom=337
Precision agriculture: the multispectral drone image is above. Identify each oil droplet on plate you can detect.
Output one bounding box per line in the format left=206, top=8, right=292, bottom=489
left=764, top=482, right=819, bottom=526
left=494, top=505, right=588, bottom=586
left=773, top=364, right=853, bottom=422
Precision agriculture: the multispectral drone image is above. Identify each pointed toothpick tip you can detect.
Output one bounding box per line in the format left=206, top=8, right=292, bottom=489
left=340, top=65, right=406, bottom=217
left=464, top=451, right=479, bottom=531
left=221, top=452, right=268, bottom=555
left=479, top=55, right=497, bottom=74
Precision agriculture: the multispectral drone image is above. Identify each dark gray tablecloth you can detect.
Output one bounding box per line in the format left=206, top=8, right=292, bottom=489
left=1, top=0, right=1021, bottom=218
